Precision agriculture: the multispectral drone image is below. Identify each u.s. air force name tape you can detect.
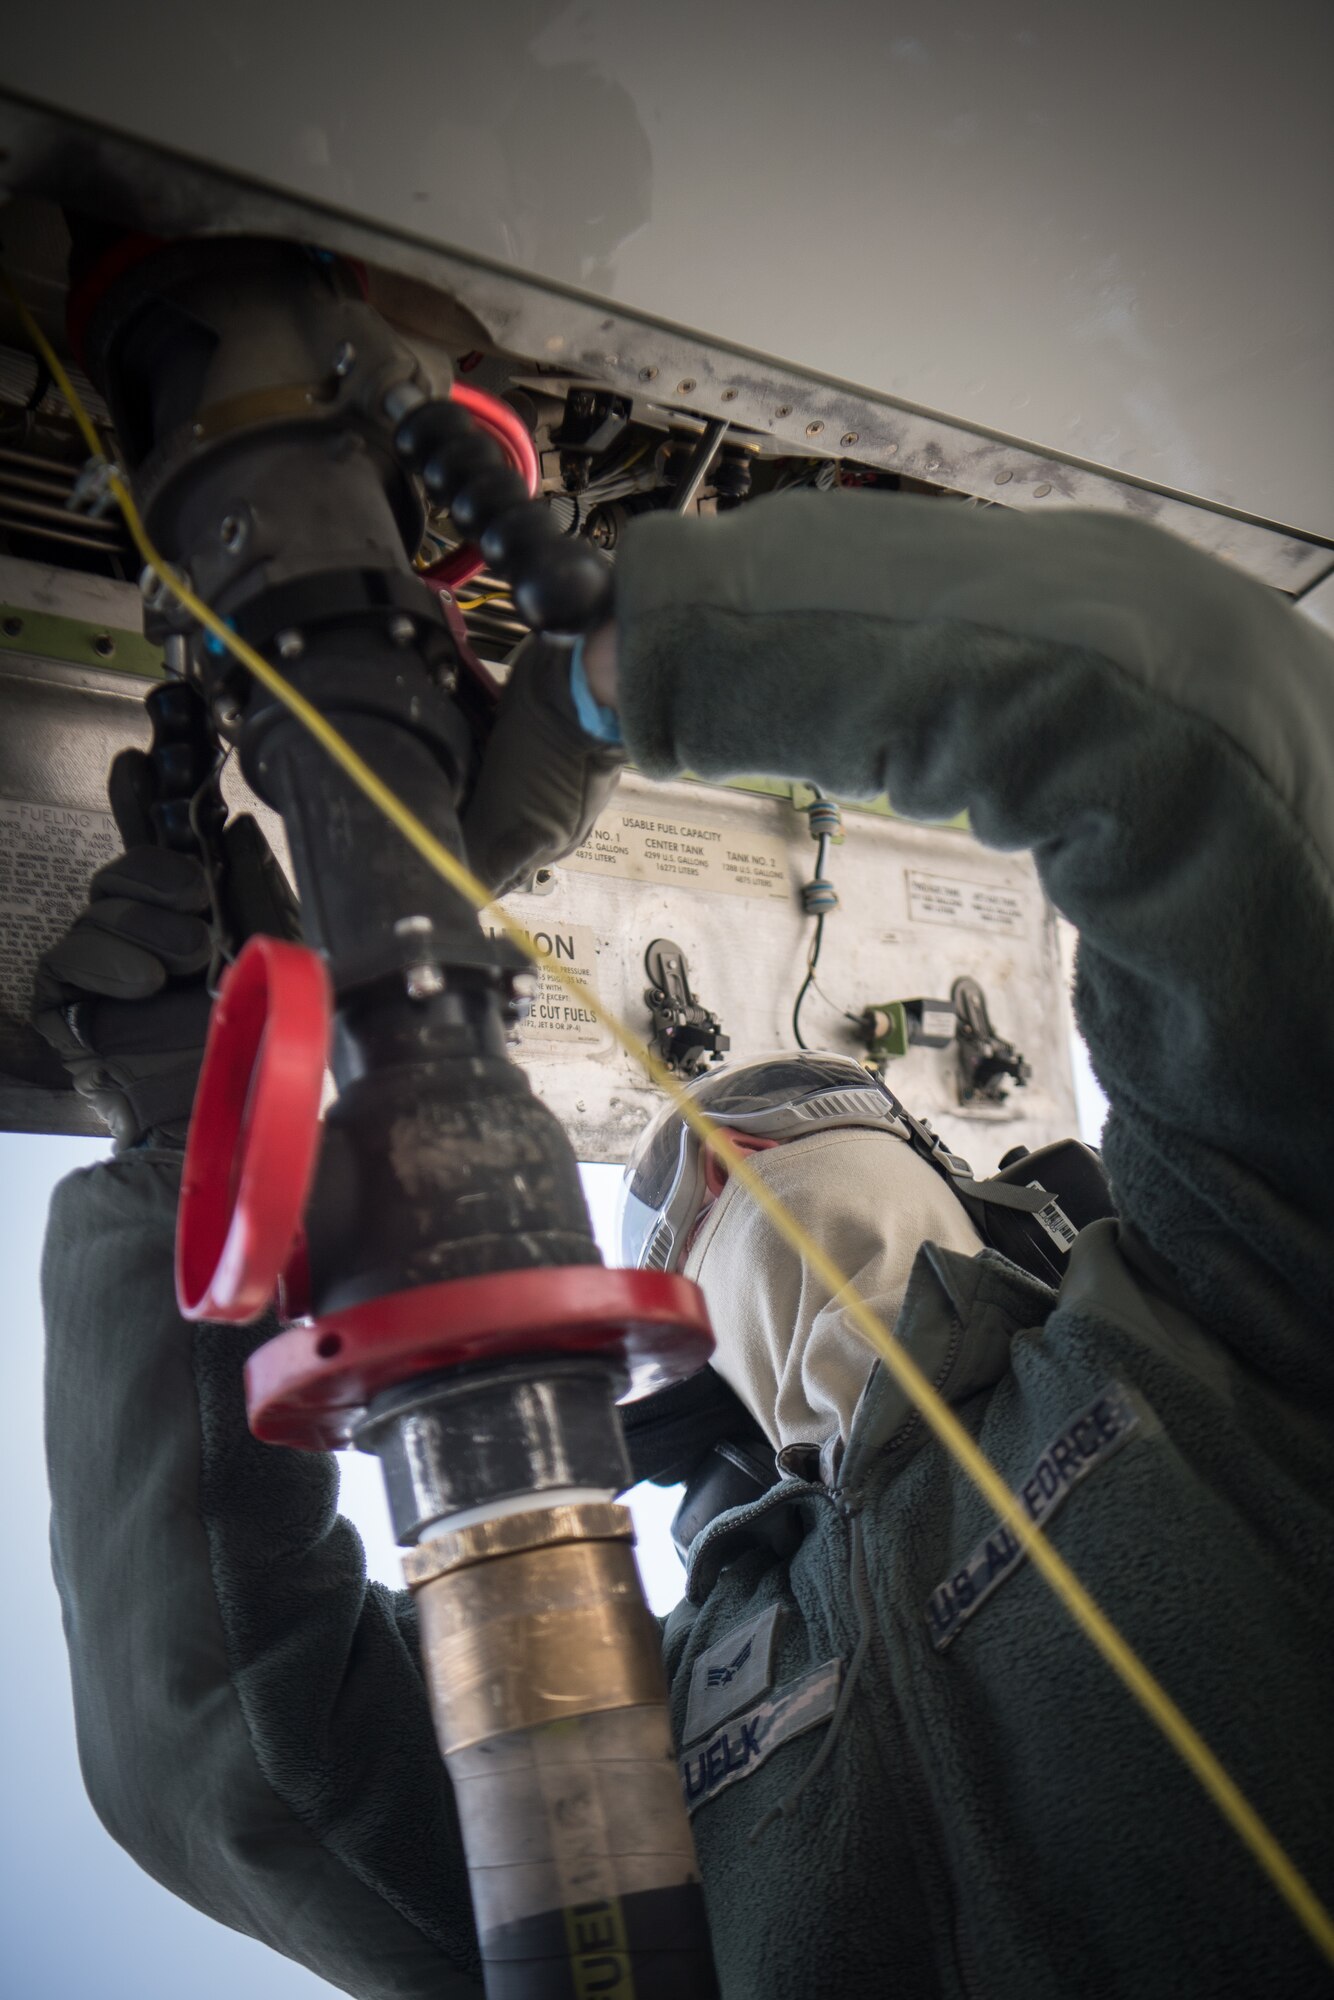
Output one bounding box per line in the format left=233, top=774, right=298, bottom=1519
left=926, top=1379, right=1150, bottom=1651
left=679, top=1660, right=842, bottom=1814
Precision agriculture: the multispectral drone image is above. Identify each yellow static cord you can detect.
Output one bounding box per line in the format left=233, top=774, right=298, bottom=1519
left=9, top=267, right=1331, bottom=1969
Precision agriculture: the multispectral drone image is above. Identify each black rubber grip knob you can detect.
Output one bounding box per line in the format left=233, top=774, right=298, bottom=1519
left=514, top=542, right=614, bottom=635
left=422, top=432, right=507, bottom=507
left=393, top=397, right=475, bottom=469
left=479, top=501, right=562, bottom=575
left=145, top=680, right=224, bottom=856
left=449, top=466, right=533, bottom=538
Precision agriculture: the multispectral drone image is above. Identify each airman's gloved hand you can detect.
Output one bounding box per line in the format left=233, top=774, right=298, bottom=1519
left=461, top=636, right=625, bottom=898
left=32, top=748, right=299, bottom=1149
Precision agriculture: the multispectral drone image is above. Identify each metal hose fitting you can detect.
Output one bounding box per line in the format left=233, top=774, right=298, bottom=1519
left=405, top=1503, right=716, bottom=1997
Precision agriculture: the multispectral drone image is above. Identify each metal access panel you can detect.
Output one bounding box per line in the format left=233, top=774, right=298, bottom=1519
left=0, top=556, right=1075, bottom=1169
left=504, top=771, right=1075, bottom=1170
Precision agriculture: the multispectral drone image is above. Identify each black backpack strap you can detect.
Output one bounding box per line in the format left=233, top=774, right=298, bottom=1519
left=872, top=1077, right=1116, bottom=1282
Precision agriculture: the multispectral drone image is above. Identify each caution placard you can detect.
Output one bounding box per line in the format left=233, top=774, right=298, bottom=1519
left=499, top=922, right=612, bottom=1054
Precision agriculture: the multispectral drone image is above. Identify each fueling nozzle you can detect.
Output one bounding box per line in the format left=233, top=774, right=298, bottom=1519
left=88, top=229, right=720, bottom=1998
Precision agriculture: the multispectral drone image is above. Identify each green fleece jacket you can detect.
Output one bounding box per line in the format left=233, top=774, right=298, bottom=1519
left=43, top=498, right=1334, bottom=1997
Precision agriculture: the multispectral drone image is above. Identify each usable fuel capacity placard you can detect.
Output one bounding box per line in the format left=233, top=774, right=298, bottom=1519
left=565, top=808, right=790, bottom=901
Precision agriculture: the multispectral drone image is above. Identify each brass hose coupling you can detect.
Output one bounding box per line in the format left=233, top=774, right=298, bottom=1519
left=405, top=1502, right=713, bottom=1996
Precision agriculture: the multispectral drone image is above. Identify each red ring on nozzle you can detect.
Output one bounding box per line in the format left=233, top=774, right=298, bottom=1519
left=245, top=1265, right=715, bottom=1450
left=176, top=936, right=331, bottom=1324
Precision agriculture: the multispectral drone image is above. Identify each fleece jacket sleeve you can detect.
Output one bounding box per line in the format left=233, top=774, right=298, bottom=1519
left=614, top=494, right=1334, bottom=1398
left=43, top=1148, right=483, bottom=1999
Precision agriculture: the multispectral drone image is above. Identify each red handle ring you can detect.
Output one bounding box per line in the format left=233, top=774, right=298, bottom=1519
left=176, top=936, right=331, bottom=1324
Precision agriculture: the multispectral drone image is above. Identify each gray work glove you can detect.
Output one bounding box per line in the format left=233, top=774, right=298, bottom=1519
left=461, top=637, right=625, bottom=898
left=32, top=749, right=299, bottom=1150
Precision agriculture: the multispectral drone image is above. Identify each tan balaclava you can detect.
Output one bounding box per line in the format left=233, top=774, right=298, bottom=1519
left=683, top=1126, right=985, bottom=1456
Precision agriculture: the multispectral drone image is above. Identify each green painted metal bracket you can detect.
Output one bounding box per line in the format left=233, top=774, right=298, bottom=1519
left=0, top=603, right=163, bottom=680
left=861, top=999, right=911, bottom=1061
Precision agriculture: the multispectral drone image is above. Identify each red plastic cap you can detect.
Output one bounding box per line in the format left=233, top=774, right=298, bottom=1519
left=176, top=936, right=331, bottom=1324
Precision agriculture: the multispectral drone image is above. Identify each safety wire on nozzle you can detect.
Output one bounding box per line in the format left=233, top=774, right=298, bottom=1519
left=7, top=264, right=1331, bottom=1971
